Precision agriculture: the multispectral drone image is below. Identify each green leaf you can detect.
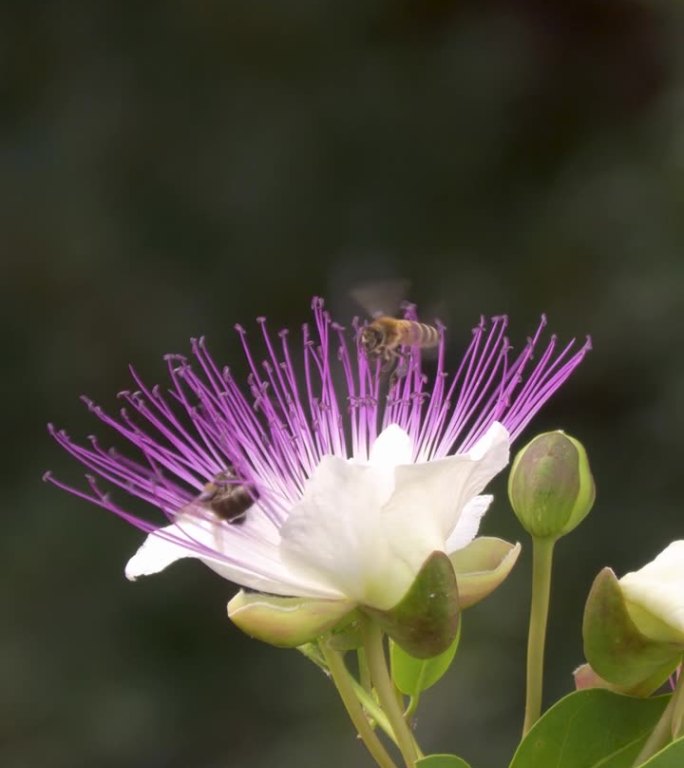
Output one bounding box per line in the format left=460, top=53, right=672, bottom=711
left=390, top=621, right=461, bottom=696
left=364, top=551, right=459, bottom=659
left=641, top=736, right=684, bottom=766
left=509, top=689, right=670, bottom=768
left=416, top=755, right=472, bottom=768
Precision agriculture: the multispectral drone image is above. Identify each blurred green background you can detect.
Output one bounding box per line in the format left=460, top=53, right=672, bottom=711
left=4, top=1, right=684, bottom=766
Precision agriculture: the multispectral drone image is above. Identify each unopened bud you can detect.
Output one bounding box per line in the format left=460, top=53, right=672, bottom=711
left=508, top=431, right=595, bottom=540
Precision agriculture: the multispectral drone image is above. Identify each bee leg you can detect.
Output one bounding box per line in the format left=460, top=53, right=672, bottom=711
left=389, top=352, right=411, bottom=388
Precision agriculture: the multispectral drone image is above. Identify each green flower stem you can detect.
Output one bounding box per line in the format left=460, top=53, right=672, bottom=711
left=349, top=678, right=394, bottom=739
left=320, top=641, right=399, bottom=768
left=358, top=647, right=372, bottom=693
left=362, top=616, right=420, bottom=768
left=670, top=665, right=684, bottom=738
left=632, top=695, right=676, bottom=766
left=632, top=668, right=684, bottom=766
left=522, top=536, right=556, bottom=736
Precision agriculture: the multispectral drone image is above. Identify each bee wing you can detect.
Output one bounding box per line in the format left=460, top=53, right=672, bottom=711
left=349, top=278, right=412, bottom=318
left=177, top=496, right=214, bottom=523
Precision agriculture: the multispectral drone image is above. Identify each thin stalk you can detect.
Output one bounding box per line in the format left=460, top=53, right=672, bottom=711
left=670, top=663, right=684, bottom=739
left=349, top=678, right=394, bottom=740
left=362, top=617, right=420, bottom=768
left=632, top=695, right=676, bottom=766
left=522, top=536, right=556, bottom=736
left=320, top=641, right=399, bottom=768
left=358, top=647, right=372, bottom=693
left=632, top=671, right=684, bottom=766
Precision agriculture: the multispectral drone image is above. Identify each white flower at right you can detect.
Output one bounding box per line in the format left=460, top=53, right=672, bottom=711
left=620, top=541, right=684, bottom=645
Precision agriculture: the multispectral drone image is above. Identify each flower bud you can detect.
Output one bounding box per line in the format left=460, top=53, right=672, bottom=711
left=507, top=430, right=595, bottom=540
left=582, top=562, right=683, bottom=694
left=573, top=662, right=621, bottom=692
left=619, top=542, right=684, bottom=645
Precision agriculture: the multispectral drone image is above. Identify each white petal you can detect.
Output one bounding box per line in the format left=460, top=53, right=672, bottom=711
left=445, top=495, right=493, bottom=553
left=280, top=455, right=408, bottom=608
left=280, top=423, right=509, bottom=611
left=125, top=506, right=343, bottom=600
left=620, top=541, right=684, bottom=638
left=125, top=526, right=194, bottom=579
left=387, top=422, right=509, bottom=544
left=469, top=422, right=510, bottom=462
left=368, top=424, right=412, bottom=468
left=371, top=423, right=508, bottom=594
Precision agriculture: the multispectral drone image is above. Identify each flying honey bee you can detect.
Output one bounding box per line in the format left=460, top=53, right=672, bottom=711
left=196, top=467, right=259, bottom=524
left=350, top=278, right=442, bottom=383
left=360, top=316, right=440, bottom=376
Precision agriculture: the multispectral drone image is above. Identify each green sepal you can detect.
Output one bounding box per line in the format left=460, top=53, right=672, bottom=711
left=227, top=590, right=355, bottom=648
left=449, top=537, right=521, bottom=608
left=364, top=551, right=459, bottom=659
left=583, top=567, right=683, bottom=691
left=390, top=619, right=461, bottom=696
left=326, top=610, right=363, bottom=651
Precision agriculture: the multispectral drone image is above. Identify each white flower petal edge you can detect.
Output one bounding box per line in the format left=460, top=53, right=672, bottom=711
left=280, top=421, right=510, bottom=611
left=368, top=423, right=413, bottom=467
left=389, top=423, right=509, bottom=545
left=126, top=422, right=509, bottom=611
left=619, top=540, right=684, bottom=640
left=125, top=508, right=344, bottom=600
left=445, top=495, right=493, bottom=553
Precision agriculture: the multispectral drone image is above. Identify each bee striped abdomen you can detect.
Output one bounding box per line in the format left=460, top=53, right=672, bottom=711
left=401, top=320, right=440, bottom=348
left=360, top=316, right=440, bottom=363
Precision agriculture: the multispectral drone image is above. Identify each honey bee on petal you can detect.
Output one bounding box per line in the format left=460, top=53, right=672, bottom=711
left=360, top=316, right=440, bottom=380
left=196, top=467, right=259, bottom=525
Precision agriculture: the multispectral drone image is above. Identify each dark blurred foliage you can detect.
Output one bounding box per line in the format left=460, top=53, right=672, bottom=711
left=3, top=1, right=684, bottom=766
